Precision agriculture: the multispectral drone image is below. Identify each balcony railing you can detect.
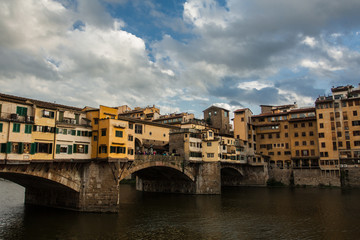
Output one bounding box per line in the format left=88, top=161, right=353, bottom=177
left=0, top=112, right=34, bottom=123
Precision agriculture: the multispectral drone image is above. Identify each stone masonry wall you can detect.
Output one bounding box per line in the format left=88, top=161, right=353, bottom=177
left=79, top=162, right=119, bottom=212
left=341, top=167, right=360, bottom=187
left=293, top=169, right=340, bottom=187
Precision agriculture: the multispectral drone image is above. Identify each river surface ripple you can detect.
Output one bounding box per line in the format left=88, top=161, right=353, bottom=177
left=0, top=179, right=360, bottom=240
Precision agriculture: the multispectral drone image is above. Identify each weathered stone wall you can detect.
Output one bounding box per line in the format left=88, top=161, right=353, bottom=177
left=195, top=162, right=221, bottom=194
left=268, top=168, right=293, bottom=185
left=293, top=169, right=340, bottom=187
left=79, top=162, right=119, bottom=212
left=241, top=165, right=268, bottom=186
left=341, top=167, right=360, bottom=187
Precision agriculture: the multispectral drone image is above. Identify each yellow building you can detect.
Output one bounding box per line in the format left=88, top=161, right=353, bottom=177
left=315, top=84, right=360, bottom=172
left=0, top=93, right=34, bottom=162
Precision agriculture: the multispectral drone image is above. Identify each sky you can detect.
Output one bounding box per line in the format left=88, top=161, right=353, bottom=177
left=1, top=0, right=360, bottom=118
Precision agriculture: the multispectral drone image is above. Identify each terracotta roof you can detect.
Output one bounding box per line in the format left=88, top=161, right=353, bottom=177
left=252, top=111, right=289, bottom=118
left=234, top=108, right=252, bottom=113
left=289, top=107, right=315, bottom=114
left=0, top=92, right=83, bottom=111
left=203, top=105, right=229, bottom=112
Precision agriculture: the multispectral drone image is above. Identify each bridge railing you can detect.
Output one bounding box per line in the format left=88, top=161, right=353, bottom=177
left=134, top=155, right=183, bottom=163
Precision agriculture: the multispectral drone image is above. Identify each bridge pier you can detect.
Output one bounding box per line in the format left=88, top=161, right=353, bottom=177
left=78, top=162, right=119, bottom=212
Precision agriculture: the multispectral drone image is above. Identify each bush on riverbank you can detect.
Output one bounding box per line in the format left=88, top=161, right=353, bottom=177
left=266, top=178, right=285, bottom=187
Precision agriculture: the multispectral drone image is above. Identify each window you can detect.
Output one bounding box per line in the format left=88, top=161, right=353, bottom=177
left=333, top=142, right=337, bottom=150
left=321, top=142, right=326, bottom=148
left=207, top=153, right=214, bottom=158
left=101, top=129, right=106, bottom=136
left=241, top=117, right=244, bottom=122
left=261, top=134, right=264, bottom=139
left=301, top=123, right=305, bottom=128
left=319, top=133, right=325, bottom=138
left=355, top=141, right=360, bottom=147
left=128, top=135, right=133, bottom=141
left=285, top=133, right=288, bottom=138
left=73, top=144, right=88, bottom=154
left=276, top=133, right=280, bottom=138
left=135, top=124, right=143, bottom=134
left=352, top=121, right=360, bottom=126
left=320, top=123, right=324, bottom=128
left=224, top=112, right=228, bottom=117
left=16, top=106, right=27, bottom=116
left=294, top=123, right=298, bottom=128
left=71, top=130, right=76, bottom=136
left=43, top=110, right=55, bottom=118
left=310, top=140, right=315, bottom=145
left=13, top=123, right=20, bottom=133
left=309, top=122, right=313, bottom=127
left=129, top=123, right=133, bottom=129
left=99, top=145, right=107, bottom=153
left=302, top=132, right=306, bottom=137
left=115, top=130, right=123, bottom=138
left=110, top=146, right=126, bottom=154
left=209, top=132, right=213, bottom=137
left=0, top=123, right=2, bottom=132
left=303, top=141, right=307, bottom=146
left=353, top=111, right=358, bottom=116
left=319, top=113, right=323, bottom=119
left=25, top=125, right=32, bottom=134
left=94, top=135, right=98, bottom=141
left=336, top=122, right=341, bottom=128
left=94, top=118, right=99, bottom=124
left=295, top=141, right=299, bottom=146
left=294, top=133, right=298, bottom=137
left=309, top=131, right=314, bottom=136
left=207, top=142, right=212, bottom=146
left=284, top=125, right=288, bottom=129
left=354, top=131, right=360, bottom=136
left=37, top=143, right=53, bottom=154
left=63, top=129, right=67, bottom=135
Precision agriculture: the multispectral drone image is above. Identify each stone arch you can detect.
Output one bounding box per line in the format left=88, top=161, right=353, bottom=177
left=119, top=161, right=195, bottom=182
left=221, top=166, right=244, bottom=176
left=220, top=166, right=244, bottom=186
left=0, top=164, right=81, bottom=192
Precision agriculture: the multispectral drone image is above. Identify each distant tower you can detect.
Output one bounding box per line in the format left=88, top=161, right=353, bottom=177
left=203, top=106, right=230, bottom=135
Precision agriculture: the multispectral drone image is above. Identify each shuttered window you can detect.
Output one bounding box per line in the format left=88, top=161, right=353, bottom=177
left=13, top=123, right=20, bottom=132
left=16, top=106, right=28, bottom=116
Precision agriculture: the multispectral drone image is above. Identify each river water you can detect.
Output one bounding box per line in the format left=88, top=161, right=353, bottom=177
left=1, top=179, right=360, bottom=240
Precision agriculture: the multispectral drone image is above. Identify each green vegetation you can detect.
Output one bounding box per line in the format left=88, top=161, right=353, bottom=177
left=266, top=178, right=285, bottom=187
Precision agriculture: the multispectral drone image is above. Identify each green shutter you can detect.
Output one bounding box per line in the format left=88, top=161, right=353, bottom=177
left=71, top=130, right=76, bottom=136
left=85, top=145, right=88, bottom=154
left=25, top=125, right=32, bottom=134
left=18, top=142, right=24, bottom=154
left=56, top=144, right=61, bottom=154
left=13, top=123, right=20, bottom=132
left=23, top=108, right=27, bottom=117
left=50, top=111, right=55, bottom=119
left=30, top=143, right=36, bottom=154
left=73, top=144, right=77, bottom=153
left=6, top=142, right=12, bottom=153
left=68, top=145, right=72, bottom=154
left=0, top=123, right=2, bottom=132
left=56, top=128, right=59, bottom=134
left=77, top=130, right=80, bottom=136
left=16, top=106, right=21, bottom=115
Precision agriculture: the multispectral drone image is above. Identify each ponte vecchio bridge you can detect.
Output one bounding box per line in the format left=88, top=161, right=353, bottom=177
left=0, top=156, right=267, bottom=212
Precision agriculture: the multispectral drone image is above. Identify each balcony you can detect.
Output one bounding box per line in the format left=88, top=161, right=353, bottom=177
left=0, top=112, right=34, bottom=123
left=56, top=118, right=91, bottom=127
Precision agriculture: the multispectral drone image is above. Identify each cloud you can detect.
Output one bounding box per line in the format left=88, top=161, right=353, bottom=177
left=0, top=0, right=179, bottom=109
left=153, top=0, right=360, bottom=113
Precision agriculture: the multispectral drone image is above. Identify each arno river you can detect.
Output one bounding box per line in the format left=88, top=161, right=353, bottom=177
left=1, top=179, right=360, bottom=240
